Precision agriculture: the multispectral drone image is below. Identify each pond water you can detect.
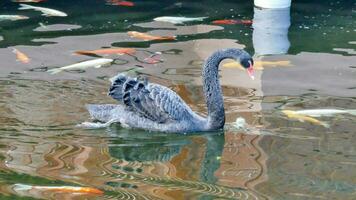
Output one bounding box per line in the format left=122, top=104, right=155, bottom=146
left=0, top=0, right=355, bottom=199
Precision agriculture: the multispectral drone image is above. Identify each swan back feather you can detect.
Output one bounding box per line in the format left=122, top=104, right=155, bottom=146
left=108, top=73, right=196, bottom=123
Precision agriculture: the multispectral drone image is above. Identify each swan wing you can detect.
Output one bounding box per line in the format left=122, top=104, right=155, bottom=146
left=108, top=73, right=193, bottom=123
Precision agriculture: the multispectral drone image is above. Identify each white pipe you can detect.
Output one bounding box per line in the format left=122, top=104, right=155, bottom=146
left=254, top=0, right=291, bottom=8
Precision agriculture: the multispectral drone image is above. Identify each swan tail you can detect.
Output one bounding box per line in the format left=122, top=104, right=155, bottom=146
left=108, top=73, right=128, bottom=101
left=108, top=73, right=148, bottom=105
left=18, top=4, right=34, bottom=10
left=86, top=104, right=117, bottom=122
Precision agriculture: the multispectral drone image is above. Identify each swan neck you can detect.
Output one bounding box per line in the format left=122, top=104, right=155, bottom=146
left=202, top=49, right=245, bottom=130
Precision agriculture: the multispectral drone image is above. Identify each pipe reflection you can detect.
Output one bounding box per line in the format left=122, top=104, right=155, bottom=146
left=253, top=7, right=291, bottom=55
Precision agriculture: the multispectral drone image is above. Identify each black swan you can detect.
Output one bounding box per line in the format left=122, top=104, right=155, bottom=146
left=83, top=48, right=254, bottom=133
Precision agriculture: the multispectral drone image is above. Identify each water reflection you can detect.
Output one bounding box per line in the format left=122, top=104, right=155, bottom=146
left=258, top=95, right=356, bottom=199
left=252, top=7, right=291, bottom=55
left=0, top=127, right=266, bottom=199
left=0, top=78, right=266, bottom=199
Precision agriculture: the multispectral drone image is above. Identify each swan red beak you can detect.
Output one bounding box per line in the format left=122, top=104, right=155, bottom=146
left=247, top=65, right=255, bottom=80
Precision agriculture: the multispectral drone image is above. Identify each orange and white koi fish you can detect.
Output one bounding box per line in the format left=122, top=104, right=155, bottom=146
left=212, top=19, right=252, bottom=25
left=12, top=48, right=30, bottom=64
left=128, top=31, right=176, bottom=41
left=223, top=60, right=292, bottom=70
left=75, top=48, right=136, bottom=55
left=282, top=110, right=329, bottom=128
left=13, top=184, right=104, bottom=195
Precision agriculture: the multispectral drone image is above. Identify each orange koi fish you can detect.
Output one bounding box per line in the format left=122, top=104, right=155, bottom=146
left=12, top=0, right=46, bottom=2
left=240, top=20, right=253, bottom=25
left=127, top=31, right=176, bottom=41
left=212, top=19, right=252, bottom=25
left=12, top=48, right=30, bottom=64
left=75, top=48, right=136, bottom=56
left=106, top=0, right=134, bottom=6
left=13, top=184, right=104, bottom=195
left=115, top=1, right=134, bottom=6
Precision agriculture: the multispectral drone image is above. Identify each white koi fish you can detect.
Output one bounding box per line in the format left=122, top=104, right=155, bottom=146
left=47, top=58, right=113, bottom=74
left=18, top=4, right=67, bottom=17
left=292, top=109, right=356, bottom=117
left=0, top=15, right=29, bottom=21
left=153, top=16, right=207, bottom=24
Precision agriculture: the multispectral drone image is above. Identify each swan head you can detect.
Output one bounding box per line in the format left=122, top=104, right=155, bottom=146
left=221, top=48, right=254, bottom=80
left=239, top=55, right=255, bottom=80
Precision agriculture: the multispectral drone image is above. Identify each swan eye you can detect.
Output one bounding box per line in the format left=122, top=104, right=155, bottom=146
left=248, top=60, right=254, bottom=68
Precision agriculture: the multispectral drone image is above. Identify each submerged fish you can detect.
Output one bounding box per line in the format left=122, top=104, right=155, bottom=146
left=212, top=19, right=252, bottom=25
left=293, top=109, right=356, bottom=117
left=153, top=16, right=207, bottom=24
left=127, top=31, right=176, bottom=41
left=75, top=48, right=136, bottom=56
left=0, top=15, right=29, bottom=21
left=223, top=60, right=292, bottom=70
left=12, top=48, right=30, bottom=64
left=47, top=58, right=113, bottom=74
left=282, top=110, right=329, bottom=128
left=116, top=1, right=134, bottom=6
left=13, top=184, right=104, bottom=195
left=18, top=4, right=67, bottom=17
left=106, top=0, right=135, bottom=6
left=143, top=52, right=162, bottom=64
left=12, top=0, right=45, bottom=2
